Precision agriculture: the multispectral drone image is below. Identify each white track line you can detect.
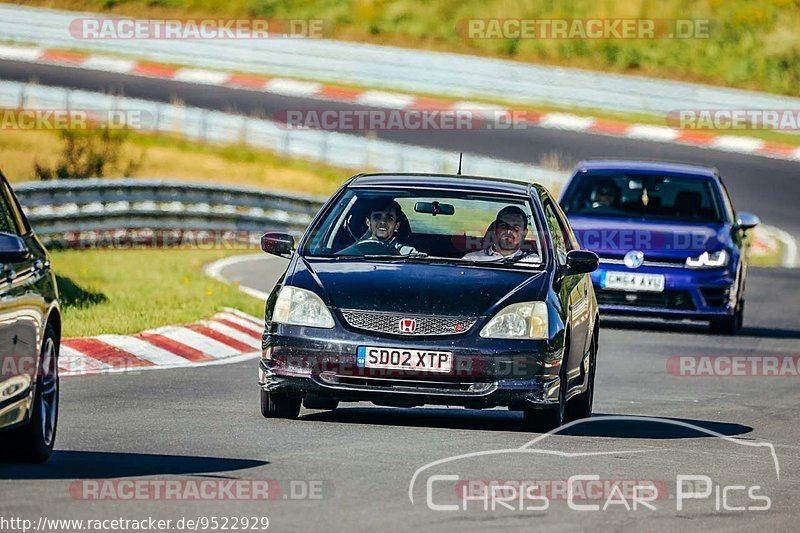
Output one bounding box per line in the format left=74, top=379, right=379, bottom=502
left=356, top=90, right=416, bottom=109
left=265, top=78, right=322, bottom=97
left=95, top=334, right=191, bottom=366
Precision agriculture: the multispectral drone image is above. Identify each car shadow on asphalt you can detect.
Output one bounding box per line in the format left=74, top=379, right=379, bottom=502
left=602, top=318, right=800, bottom=339
left=301, top=408, right=753, bottom=438
left=0, top=451, right=268, bottom=479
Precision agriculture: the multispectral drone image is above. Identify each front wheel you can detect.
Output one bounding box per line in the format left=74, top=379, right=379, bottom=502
left=710, top=300, right=744, bottom=335
left=260, top=390, right=301, bottom=419
left=4, top=324, right=59, bottom=463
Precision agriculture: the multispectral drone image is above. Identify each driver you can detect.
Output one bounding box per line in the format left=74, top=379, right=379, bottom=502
left=590, top=180, right=620, bottom=209
left=462, top=206, right=539, bottom=263
left=338, top=199, right=417, bottom=255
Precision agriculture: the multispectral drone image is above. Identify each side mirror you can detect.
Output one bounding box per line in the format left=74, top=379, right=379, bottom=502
left=565, top=250, right=599, bottom=275
left=0, top=232, right=28, bottom=263
left=735, top=212, right=760, bottom=231
left=260, top=232, right=294, bottom=257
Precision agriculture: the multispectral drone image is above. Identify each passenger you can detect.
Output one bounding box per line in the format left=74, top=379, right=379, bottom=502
left=338, top=199, right=417, bottom=255
left=462, top=206, right=540, bottom=263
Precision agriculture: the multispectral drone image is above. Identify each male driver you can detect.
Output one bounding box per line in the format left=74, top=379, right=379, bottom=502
left=462, top=205, right=540, bottom=263
left=338, top=199, right=417, bottom=255
left=590, top=180, right=620, bottom=209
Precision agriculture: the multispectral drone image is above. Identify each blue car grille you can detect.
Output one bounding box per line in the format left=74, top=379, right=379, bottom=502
left=340, top=310, right=477, bottom=336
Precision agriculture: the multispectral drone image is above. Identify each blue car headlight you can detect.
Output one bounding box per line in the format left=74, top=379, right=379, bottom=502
left=273, top=286, right=335, bottom=328
left=685, top=250, right=730, bottom=269
left=480, top=301, right=549, bottom=340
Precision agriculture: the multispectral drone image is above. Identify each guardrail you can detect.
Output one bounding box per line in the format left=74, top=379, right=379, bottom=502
left=14, top=179, right=326, bottom=248
left=0, top=79, right=567, bottom=191
left=3, top=4, right=800, bottom=117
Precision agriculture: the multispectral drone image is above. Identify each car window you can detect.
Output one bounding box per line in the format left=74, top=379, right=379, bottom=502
left=543, top=202, right=568, bottom=266
left=303, top=187, right=542, bottom=266
left=0, top=184, right=21, bottom=236
left=561, top=171, right=724, bottom=223
left=2, top=182, right=31, bottom=235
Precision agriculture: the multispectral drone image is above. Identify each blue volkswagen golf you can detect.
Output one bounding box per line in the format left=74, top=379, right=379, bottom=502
left=258, top=173, right=599, bottom=431
left=559, top=160, right=759, bottom=335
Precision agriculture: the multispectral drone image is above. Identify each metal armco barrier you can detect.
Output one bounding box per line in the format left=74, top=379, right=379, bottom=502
left=13, top=179, right=326, bottom=247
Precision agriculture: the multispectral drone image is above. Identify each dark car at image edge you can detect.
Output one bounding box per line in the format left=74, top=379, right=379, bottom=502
left=0, top=170, right=61, bottom=463
left=257, top=172, right=600, bottom=431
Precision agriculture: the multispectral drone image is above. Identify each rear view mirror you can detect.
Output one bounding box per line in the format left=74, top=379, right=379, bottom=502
left=0, top=232, right=28, bottom=263
left=261, top=232, right=294, bottom=257
left=565, top=250, right=599, bottom=275
left=415, top=201, right=455, bottom=216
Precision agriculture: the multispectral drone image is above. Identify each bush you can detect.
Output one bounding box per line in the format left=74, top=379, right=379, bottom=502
left=33, top=126, right=144, bottom=181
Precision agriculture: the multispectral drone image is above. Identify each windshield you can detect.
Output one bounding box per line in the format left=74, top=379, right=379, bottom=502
left=561, top=171, right=724, bottom=223
left=302, top=187, right=543, bottom=267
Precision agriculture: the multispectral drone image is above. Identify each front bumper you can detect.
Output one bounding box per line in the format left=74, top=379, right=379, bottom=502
left=258, top=324, right=565, bottom=409
left=591, top=263, right=737, bottom=320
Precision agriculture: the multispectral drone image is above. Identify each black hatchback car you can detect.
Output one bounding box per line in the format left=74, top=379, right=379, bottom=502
left=0, top=171, right=60, bottom=463
left=258, top=173, right=599, bottom=431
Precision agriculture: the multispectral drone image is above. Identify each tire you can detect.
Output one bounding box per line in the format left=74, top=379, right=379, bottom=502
left=303, top=395, right=339, bottom=411
left=260, top=390, right=301, bottom=419
left=566, top=334, right=597, bottom=422
left=523, top=354, right=567, bottom=433
left=710, top=299, right=743, bottom=336
left=4, top=324, right=59, bottom=463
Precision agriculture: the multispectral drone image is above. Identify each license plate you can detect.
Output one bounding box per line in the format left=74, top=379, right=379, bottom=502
left=602, top=272, right=665, bottom=293
left=357, top=346, right=452, bottom=373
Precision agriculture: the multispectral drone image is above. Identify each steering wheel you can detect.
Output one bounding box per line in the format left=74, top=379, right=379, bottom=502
left=350, top=239, right=401, bottom=255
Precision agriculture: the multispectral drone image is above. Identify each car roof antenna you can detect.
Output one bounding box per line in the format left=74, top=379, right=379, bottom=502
left=457, top=152, right=463, bottom=175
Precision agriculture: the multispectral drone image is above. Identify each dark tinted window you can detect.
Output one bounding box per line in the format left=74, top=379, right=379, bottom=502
left=561, top=172, right=724, bottom=223
left=0, top=185, right=20, bottom=236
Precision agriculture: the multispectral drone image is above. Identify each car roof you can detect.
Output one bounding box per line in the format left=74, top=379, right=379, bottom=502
left=572, top=160, right=719, bottom=179
left=349, top=172, right=542, bottom=196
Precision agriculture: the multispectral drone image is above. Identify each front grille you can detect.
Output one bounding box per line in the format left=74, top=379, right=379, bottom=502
left=596, top=289, right=696, bottom=310
left=340, top=309, right=477, bottom=336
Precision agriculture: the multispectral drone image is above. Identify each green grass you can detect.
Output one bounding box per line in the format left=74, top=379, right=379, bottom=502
left=51, top=248, right=264, bottom=337
left=15, top=0, right=800, bottom=97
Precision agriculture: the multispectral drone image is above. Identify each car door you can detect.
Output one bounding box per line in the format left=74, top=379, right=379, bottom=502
left=543, top=199, right=589, bottom=385
left=0, top=181, right=38, bottom=429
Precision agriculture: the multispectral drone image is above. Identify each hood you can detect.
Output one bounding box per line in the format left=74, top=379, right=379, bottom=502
left=292, top=258, right=548, bottom=317
left=567, top=215, right=731, bottom=260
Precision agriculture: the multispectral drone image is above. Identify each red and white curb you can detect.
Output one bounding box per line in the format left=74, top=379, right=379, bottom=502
left=58, top=307, right=263, bottom=377
left=2, top=44, right=800, bottom=163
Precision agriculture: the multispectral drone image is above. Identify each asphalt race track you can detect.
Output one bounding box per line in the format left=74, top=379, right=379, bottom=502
left=1, top=254, right=799, bottom=531
left=2, top=59, right=799, bottom=238
left=2, top=60, right=800, bottom=532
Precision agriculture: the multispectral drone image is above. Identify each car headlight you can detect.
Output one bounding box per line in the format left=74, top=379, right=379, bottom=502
left=480, top=301, right=549, bottom=340
left=273, top=286, right=334, bottom=328
left=685, top=250, right=729, bottom=269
